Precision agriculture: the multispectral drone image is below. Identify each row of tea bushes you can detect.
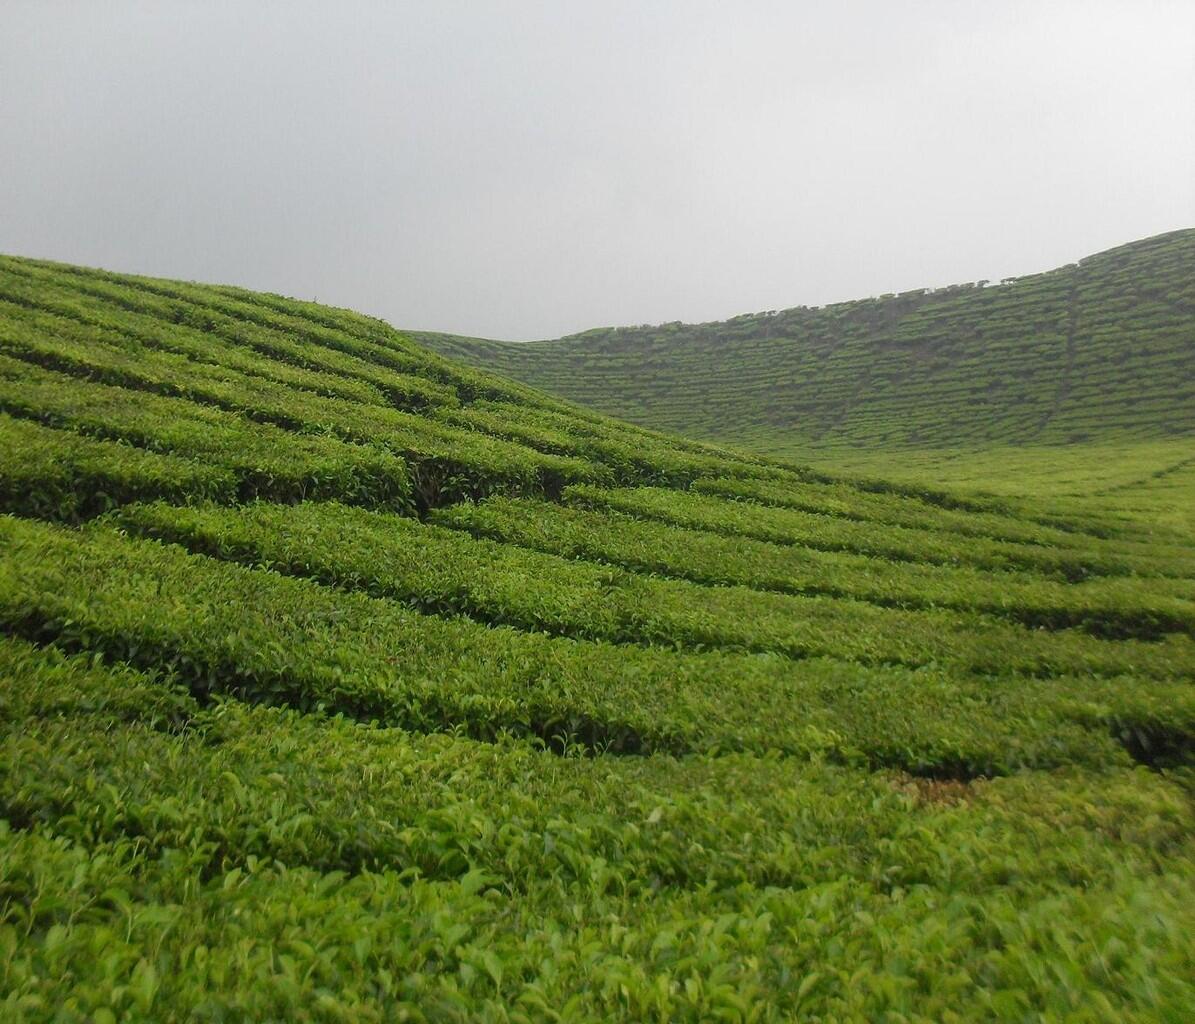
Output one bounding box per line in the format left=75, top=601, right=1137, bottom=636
left=117, top=500, right=1195, bottom=678
left=0, top=255, right=804, bottom=493
left=0, top=312, right=598, bottom=503
left=434, top=497, right=1195, bottom=641
left=0, top=358, right=416, bottom=509
left=0, top=259, right=461, bottom=408
left=692, top=476, right=1125, bottom=549
left=562, top=486, right=1193, bottom=580
left=0, top=634, right=1187, bottom=895
left=6, top=515, right=1185, bottom=776
left=1, top=636, right=1190, bottom=1021
left=0, top=416, right=235, bottom=522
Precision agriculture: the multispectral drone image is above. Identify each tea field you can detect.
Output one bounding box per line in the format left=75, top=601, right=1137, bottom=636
left=417, top=229, right=1195, bottom=473
left=0, top=253, right=1192, bottom=1021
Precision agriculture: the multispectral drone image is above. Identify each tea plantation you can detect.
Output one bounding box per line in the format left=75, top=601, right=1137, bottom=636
left=0, top=253, right=1192, bottom=1021
left=417, top=229, right=1195, bottom=479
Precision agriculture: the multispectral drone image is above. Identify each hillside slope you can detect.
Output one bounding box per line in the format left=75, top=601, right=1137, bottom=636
left=0, top=254, right=1193, bottom=1020
left=416, top=229, right=1195, bottom=466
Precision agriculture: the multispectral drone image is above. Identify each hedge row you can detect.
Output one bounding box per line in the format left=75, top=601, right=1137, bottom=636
left=0, top=360, right=415, bottom=509
left=0, top=415, right=236, bottom=522
left=0, top=263, right=461, bottom=408
left=691, top=475, right=1121, bottom=550
left=118, top=500, right=1195, bottom=679
left=0, top=257, right=803, bottom=492
left=4, top=516, right=1183, bottom=776
left=433, top=497, right=1195, bottom=642
left=562, top=485, right=1193, bottom=580
left=0, top=312, right=599, bottom=504
left=4, top=776, right=1191, bottom=1019
left=0, top=271, right=392, bottom=407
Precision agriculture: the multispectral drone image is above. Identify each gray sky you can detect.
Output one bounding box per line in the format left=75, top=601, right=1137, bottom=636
left=3, top=1, right=1193, bottom=340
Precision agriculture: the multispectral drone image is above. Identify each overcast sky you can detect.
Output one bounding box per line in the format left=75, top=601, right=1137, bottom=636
left=2, top=2, right=1193, bottom=339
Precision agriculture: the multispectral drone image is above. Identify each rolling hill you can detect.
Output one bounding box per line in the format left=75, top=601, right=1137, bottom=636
left=416, top=229, right=1195, bottom=494
left=0, top=253, right=1192, bottom=1020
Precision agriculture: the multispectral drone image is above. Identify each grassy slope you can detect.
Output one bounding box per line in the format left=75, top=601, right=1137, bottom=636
left=415, top=229, right=1195, bottom=497
left=0, top=253, right=1192, bottom=1021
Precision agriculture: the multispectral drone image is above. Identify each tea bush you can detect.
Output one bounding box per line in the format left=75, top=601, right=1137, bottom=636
left=0, top=250, right=1191, bottom=1019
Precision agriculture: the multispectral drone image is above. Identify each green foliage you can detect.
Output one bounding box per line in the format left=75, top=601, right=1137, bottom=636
left=416, top=230, right=1195, bottom=463
left=0, top=414, right=235, bottom=522
left=117, top=500, right=1195, bottom=678
left=11, top=514, right=1177, bottom=774
left=0, top=250, right=1191, bottom=1019
left=0, top=354, right=417, bottom=509
left=435, top=495, right=1195, bottom=642
left=0, top=255, right=793, bottom=501
left=1, top=639, right=1192, bottom=1021
left=562, top=484, right=1193, bottom=579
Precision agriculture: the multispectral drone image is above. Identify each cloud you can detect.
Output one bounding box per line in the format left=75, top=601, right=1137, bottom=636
left=2, top=0, right=1192, bottom=338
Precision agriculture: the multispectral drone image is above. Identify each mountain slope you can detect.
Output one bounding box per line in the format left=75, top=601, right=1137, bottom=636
left=416, top=229, right=1195, bottom=463
left=0, top=254, right=1192, bottom=1020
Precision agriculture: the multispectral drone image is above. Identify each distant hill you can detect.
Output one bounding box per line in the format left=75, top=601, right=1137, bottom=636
left=415, top=229, right=1195, bottom=460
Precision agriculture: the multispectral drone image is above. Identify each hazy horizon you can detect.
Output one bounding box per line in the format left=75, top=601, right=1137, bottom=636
left=3, top=1, right=1193, bottom=340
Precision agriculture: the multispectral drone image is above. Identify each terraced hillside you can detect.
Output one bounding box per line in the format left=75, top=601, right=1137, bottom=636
left=417, top=229, right=1195, bottom=469
left=1, top=254, right=1193, bottom=1020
